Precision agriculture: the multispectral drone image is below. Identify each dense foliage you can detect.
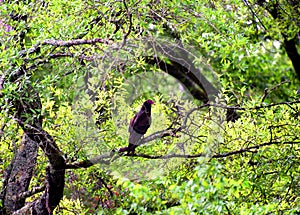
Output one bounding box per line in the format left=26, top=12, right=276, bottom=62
left=0, top=0, right=299, bottom=214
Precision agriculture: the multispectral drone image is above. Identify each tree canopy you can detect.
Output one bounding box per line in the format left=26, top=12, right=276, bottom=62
left=0, top=0, right=299, bottom=214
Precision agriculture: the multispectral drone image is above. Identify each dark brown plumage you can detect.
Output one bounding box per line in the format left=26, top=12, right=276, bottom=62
left=119, top=99, right=154, bottom=154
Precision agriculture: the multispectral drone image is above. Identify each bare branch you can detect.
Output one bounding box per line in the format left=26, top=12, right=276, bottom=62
left=42, top=38, right=111, bottom=47
left=242, top=0, right=268, bottom=31
left=26, top=52, right=98, bottom=71
left=65, top=154, right=111, bottom=169
left=261, top=80, right=290, bottom=103
left=48, top=53, right=96, bottom=61
left=64, top=139, right=299, bottom=169
left=206, top=100, right=300, bottom=111
left=130, top=141, right=299, bottom=159
left=121, top=0, right=133, bottom=47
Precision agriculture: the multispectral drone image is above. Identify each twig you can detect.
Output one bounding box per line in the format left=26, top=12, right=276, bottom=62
left=261, top=80, right=290, bottom=103
left=243, top=0, right=268, bottom=31
left=120, top=0, right=133, bottom=48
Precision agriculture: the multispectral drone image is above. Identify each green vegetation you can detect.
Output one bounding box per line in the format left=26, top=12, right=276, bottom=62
left=0, top=0, right=299, bottom=214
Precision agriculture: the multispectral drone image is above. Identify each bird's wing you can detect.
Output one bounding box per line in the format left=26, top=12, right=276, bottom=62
left=128, top=114, right=138, bottom=132
left=132, top=111, right=151, bottom=134
left=130, top=109, right=144, bottom=127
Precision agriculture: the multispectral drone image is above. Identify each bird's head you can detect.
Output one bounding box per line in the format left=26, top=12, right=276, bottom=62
left=146, top=99, right=155, bottom=105
left=143, top=99, right=154, bottom=113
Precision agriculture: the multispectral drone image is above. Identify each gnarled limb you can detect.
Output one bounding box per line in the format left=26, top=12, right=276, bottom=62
left=1, top=79, right=66, bottom=214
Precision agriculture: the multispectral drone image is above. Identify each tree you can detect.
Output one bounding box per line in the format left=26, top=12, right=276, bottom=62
left=0, top=0, right=299, bottom=214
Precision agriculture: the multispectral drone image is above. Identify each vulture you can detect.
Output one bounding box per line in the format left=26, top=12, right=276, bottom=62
left=119, top=99, right=154, bottom=154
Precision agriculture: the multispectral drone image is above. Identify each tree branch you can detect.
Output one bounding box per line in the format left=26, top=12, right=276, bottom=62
left=65, top=138, right=299, bottom=169
left=42, top=38, right=111, bottom=47
left=260, top=80, right=290, bottom=103
left=131, top=141, right=299, bottom=160
left=65, top=154, right=111, bottom=169
left=63, top=99, right=300, bottom=169
left=17, top=186, right=45, bottom=200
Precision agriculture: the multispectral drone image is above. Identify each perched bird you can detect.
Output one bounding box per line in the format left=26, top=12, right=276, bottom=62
left=119, top=99, right=154, bottom=154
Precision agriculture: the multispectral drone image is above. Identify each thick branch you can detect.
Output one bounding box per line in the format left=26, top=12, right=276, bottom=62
left=65, top=154, right=111, bottom=169
left=13, top=85, right=65, bottom=169
left=146, top=57, right=212, bottom=103
left=17, top=186, right=45, bottom=200
left=18, top=37, right=110, bottom=63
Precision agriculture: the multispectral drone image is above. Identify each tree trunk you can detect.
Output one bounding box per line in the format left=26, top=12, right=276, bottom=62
left=2, top=134, right=38, bottom=214
left=256, top=0, right=300, bottom=81
left=1, top=81, right=66, bottom=214
left=283, top=37, right=300, bottom=80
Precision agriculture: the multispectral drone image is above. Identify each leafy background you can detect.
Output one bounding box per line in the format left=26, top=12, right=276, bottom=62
left=0, top=0, right=299, bottom=214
